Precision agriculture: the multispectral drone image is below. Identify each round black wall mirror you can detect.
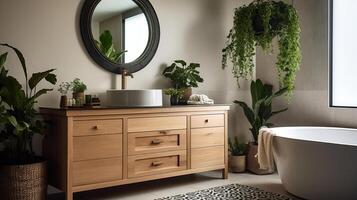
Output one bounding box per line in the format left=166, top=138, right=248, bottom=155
left=80, top=0, right=160, bottom=74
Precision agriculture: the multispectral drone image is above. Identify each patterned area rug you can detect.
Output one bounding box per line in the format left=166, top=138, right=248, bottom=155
left=156, top=184, right=291, bottom=200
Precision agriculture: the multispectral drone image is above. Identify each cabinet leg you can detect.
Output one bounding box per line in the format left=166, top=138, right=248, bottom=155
left=222, top=167, right=228, bottom=179
left=66, top=191, right=73, bottom=200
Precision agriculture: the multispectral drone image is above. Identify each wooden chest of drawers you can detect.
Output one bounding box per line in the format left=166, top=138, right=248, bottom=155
left=41, top=105, right=229, bottom=200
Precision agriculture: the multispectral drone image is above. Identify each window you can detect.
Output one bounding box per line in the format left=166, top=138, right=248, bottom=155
left=330, top=0, right=357, bottom=107
left=123, top=13, right=149, bottom=63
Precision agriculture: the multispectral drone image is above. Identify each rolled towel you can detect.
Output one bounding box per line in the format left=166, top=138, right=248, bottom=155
left=256, top=127, right=276, bottom=172
left=187, top=94, right=214, bottom=105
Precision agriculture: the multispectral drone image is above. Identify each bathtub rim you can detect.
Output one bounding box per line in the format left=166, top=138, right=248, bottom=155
left=269, top=126, right=357, bottom=147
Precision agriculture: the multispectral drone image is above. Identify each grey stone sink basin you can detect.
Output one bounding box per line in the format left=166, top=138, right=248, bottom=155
left=106, top=89, right=163, bottom=107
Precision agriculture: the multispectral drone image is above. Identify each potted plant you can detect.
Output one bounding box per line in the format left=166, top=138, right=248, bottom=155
left=234, top=79, right=287, bottom=174
left=0, top=44, right=57, bottom=199
left=228, top=137, right=248, bottom=173
left=163, top=60, right=203, bottom=103
left=71, top=78, right=87, bottom=106
left=95, top=30, right=127, bottom=63
left=164, top=88, right=185, bottom=105
left=58, top=82, right=71, bottom=108
left=222, top=0, right=301, bottom=98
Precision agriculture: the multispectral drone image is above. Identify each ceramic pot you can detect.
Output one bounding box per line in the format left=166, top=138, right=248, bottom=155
left=170, top=96, right=179, bottom=105
left=0, top=160, right=47, bottom=200
left=182, top=87, right=192, bottom=103
left=246, top=143, right=274, bottom=175
left=229, top=155, right=246, bottom=173
left=72, top=92, right=84, bottom=106
left=59, top=95, right=68, bottom=108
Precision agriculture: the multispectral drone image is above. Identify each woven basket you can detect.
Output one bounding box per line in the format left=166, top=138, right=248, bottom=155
left=0, top=161, right=47, bottom=200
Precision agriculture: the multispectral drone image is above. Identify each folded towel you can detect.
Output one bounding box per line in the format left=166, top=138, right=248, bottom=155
left=256, top=127, right=276, bottom=172
left=187, top=94, right=214, bottom=105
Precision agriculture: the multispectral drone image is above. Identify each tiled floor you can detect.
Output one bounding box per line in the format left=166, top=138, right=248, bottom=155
left=74, top=171, right=302, bottom=200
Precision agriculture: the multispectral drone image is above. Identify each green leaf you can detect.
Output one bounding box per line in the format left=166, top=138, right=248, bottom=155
left=0, top=44, right=27, bottom=80
left=234, top=100, right=255, bottom=125
left=0, top=52, right=8, bottom=69
left=100, top=30, right=113, bottom=52
left=30, top=89, right=53, bottom=101
left=174, top=60, right=187, bottom=67
left=45, top=73, right=57, bottom=85
left=28, top=69, right=56, bottom=90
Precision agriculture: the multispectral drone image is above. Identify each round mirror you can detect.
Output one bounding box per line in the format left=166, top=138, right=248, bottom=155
left=80, top=0, right=160, bottom=74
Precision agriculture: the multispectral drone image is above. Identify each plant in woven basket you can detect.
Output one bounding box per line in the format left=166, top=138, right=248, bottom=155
left=222, top=0, right=301, bottom=98
left=0, top=44, right=57, bottom=165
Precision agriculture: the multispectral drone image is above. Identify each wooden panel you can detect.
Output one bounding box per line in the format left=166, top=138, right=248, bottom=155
left=128, top=130, right=186, bottom=155
left=73, top=134, right=122, bottom=161
left=73, top=158, right=122, bottom=186
left=191, top=146, right=224, bottom=169
left=73, top=119, right=123, bottom=136
left=127, top=116, right=186, bottom=132
left=191, top=127, right=224, bottom=148
left=191, top=114, right=224, bottom=128
left=128, top=151, right=187, bottom=178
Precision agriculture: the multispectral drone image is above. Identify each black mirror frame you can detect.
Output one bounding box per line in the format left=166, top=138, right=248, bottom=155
left=80, top=0, right=160, bottom=74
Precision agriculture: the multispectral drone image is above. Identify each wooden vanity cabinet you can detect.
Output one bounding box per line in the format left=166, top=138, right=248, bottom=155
left=40, top=105, right=229, bottom=200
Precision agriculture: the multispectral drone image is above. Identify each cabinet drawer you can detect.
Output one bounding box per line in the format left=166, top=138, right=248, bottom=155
left=191, top=114, right=224, bottom=128
left=73, top=134, right=122, bottom=161
left=191, top=146, right=224, bottom=169
left=128, top=116, right=186, bottom=132
left=128, top=130, right=186, bottom=155
left=191, top=127, right=224, bottom=148
left=73, top=158, right=122, bottom=186
left=73, top=119, right=123, bottom=136
left=128, top=151, right=187, bottom=178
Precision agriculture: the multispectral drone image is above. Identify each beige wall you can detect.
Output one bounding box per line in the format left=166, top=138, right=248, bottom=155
left=257, top=0, right=357, bottom=129
left=0, top=0, right=255, bottom=145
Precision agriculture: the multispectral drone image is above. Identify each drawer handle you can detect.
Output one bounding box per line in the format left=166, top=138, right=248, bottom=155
left=205, top=119, right=209, bottom=123
left=151, top=139, right=162, bottom=145
left=151, top=161, right=163, bottom=167
left=159, top=131, right=167, bottom=134
left=93, top=125, right=100, bottom=130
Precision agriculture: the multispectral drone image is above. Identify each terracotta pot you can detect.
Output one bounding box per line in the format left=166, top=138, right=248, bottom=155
left=247, top=143, right=274, bottom=175
left=59, top=95, right=68, bottom=108
left=229, top=155, right=246, bottom=173
left=72, top=92, right=84, bottom=106
left=182, top=87, right=192, bottom=103
left=0, top=161, right=47, bottom=200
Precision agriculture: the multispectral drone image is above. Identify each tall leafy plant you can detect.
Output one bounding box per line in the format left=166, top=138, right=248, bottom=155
left=222, top=0, right=301, bottom=97
left=163, top=60, right=204, bottom=89
left=0, top=44, right=57, bottom=165
left=234, top=79, right=287, bottom=144
left=95, top=30, right=127, bottom=63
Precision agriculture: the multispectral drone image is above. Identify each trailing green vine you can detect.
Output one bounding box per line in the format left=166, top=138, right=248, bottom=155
left=222, top=0, right=301, bottom=97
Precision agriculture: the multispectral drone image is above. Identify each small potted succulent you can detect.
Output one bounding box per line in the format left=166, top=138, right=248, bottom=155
left=71, top=78, right=87, bottom=106
left=58, top=82, right=71, bottom=108
left=0, top=44, right=57, bottom=199
left=164, top=88, right=185, bottom=105
left=228, top=137, right=248, bottom=173
left=234, top=79, right=288, bottom=174
left=163, top=60, right=203, bottom=103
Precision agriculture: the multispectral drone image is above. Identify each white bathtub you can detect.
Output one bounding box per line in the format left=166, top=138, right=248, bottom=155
left=271, top=127, right=357, bottom=200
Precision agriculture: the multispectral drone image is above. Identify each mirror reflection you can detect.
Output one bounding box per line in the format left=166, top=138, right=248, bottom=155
left=92, top=0, right=149, bottom=64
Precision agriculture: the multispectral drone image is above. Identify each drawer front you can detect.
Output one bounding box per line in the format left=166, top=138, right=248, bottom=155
left=73, top=119, right=123, bottom=136
left=128, top=116, right=186, bottom=132
left=73, top=158, right=122, bottom=186
left=191, top=114, right=224, bottom=128
left=191, top=127, right=224, bottom=148
left=128, top=151, right=187, bottom=178
left=191, top=146, right=224, bottom=169
left=128, top=130, right=186, bottom=155
left=73, top=134, right=122, bottom=161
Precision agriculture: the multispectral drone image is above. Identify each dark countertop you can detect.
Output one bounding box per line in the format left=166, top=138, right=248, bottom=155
left=40, top=104, right=231, bottom=111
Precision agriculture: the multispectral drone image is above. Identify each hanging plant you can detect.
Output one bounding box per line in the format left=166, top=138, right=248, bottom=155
left=222, top=0, right=301, bottom=97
